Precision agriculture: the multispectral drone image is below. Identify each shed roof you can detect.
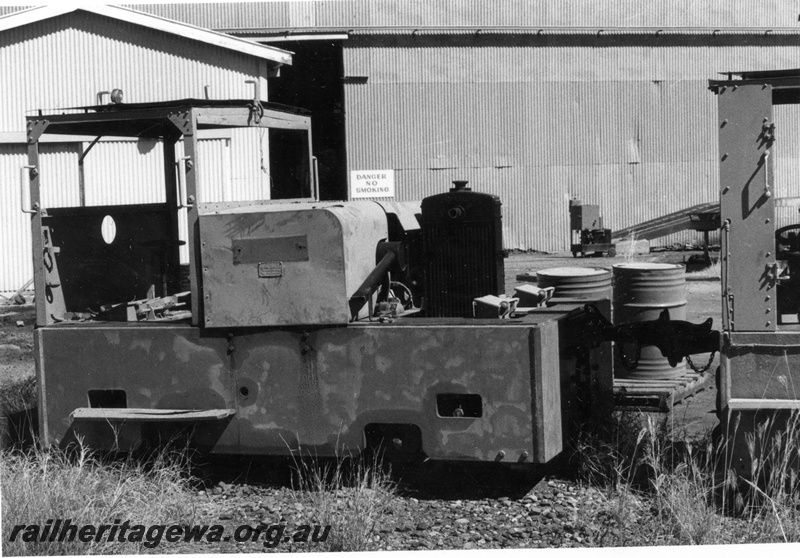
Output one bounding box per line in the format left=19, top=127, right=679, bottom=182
left=0, top=4, right=292, bottom=65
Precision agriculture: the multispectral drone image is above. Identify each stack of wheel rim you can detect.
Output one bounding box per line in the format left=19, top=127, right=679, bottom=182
left=535, top=267, right=613, bottom=303
left=612, top=262, right=687, bottom=380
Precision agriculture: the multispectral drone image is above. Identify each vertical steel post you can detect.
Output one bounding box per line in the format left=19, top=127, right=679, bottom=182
left=718, top=84, right=776, bottom=332
left=162, top=134, right=181, bottom=294
left=26, top=122, right=46, bottom=326
left=183, top=109, right=202, bottom=326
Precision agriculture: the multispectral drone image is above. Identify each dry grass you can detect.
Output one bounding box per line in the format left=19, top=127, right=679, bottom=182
left=639, top=415, right=725, bottom=545
left=688, top=258, right=721, bottom=279
left=569, top=411, right=645, bottom=489
left=1, top=443, right=197, bottom=555
left=0, top=376, right=37, bottom=450
left=289, top=452, right=397, bottom=552
left=573, top=410, right=800, bottom=546
left=0, top=375, right=36, bottom=417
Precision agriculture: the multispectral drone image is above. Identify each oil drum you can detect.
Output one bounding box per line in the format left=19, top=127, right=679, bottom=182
left=612, top=262, right=687, bottom=380
left=535, top=267, right=612, bottom=301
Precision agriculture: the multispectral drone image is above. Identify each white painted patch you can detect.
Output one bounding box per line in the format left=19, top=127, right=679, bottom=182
left=101, top=215, right=117, bottom=244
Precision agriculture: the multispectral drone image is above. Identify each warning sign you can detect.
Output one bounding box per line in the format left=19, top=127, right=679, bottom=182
left=350, top=170, right=395, bottom=199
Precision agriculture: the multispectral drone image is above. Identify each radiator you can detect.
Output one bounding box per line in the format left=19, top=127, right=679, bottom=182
left=421, top=182, right=504, bottom=317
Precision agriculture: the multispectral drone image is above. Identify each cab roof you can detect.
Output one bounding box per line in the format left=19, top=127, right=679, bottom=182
left=27, top=99, right=311, bottom=140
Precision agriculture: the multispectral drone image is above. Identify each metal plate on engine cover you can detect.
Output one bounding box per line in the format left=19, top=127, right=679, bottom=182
left=258, top=262, right=283, bottom=278
left=232, top=236, right=308, bottom=264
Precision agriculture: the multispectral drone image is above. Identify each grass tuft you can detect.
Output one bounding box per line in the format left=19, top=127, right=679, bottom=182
left=0, top=374, right=36, bottom=417
left=571, top=409, right=800, bottom=546
left=569, top=410, right=645, bottom=488
left=1, top=442, right=196, bottom=555
left=289, top=452, right=397, bottom=552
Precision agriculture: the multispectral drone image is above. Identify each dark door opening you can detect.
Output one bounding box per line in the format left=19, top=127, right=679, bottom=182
left=267, top=40, right=347, bottom=201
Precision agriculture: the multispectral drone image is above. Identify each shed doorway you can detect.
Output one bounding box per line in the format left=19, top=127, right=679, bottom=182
left=267, top=40, right=347, bottom=201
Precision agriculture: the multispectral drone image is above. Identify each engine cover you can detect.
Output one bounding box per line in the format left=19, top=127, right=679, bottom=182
left=199, top=201, right=388, bottom=327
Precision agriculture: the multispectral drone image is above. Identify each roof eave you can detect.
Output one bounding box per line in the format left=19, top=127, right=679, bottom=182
left=0, top=4, right=292, bottom=66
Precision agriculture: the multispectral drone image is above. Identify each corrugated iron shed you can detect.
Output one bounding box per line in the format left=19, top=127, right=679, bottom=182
left=0, top=5, right=292, bottom=294
left=0, top=5, right=290, bottom=130
left=119, top=1, right=800, bottom=251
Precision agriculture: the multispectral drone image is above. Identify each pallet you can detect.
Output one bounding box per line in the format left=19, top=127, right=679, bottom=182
left=613, top=371, right=714, bottom=412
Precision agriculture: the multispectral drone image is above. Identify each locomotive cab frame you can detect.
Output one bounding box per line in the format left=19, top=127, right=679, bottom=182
left=25, top=99, right=316, bottom=329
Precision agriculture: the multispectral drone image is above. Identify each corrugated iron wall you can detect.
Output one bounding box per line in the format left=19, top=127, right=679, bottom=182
left=0, top=7, right=28, bottom=18
left=0, top=11, right=264, bottom=132
left=127, top=0, right=800, bottom=250
left=0, top=144, right=83, bottom=294
left=82, top=141, right=165, bottom=206
left=129, top=1, right=800, bottom=31
left=773, top=103, right=800, bottom=233
left=229, top=128, right=272, bottom=201
left=342, top=36, right=800, bottom=251
left=0, top=144, right=31, bottom=294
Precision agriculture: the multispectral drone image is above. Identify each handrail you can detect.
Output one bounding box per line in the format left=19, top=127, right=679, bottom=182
left=175, top=156, right=193, bottom=209
left=20, top=165, right=38, bottom=214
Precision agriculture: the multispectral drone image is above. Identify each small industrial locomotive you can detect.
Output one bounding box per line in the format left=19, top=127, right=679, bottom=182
left=23, top=97, right=718, bottom=468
